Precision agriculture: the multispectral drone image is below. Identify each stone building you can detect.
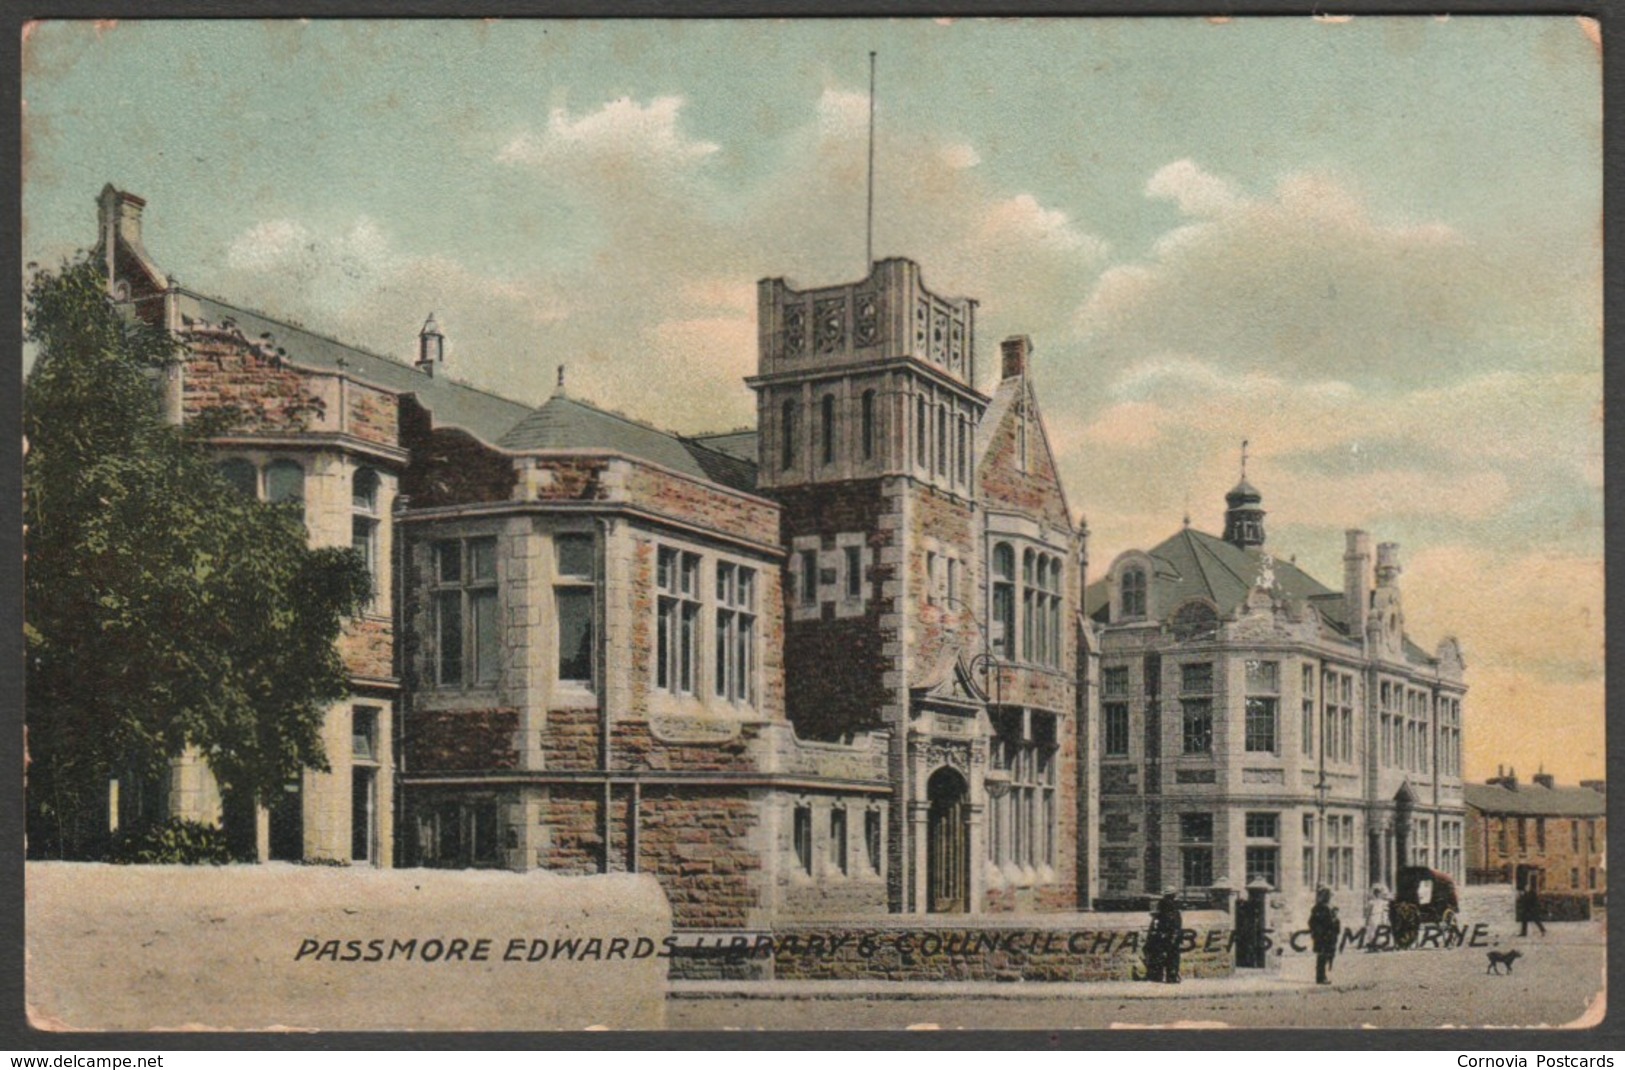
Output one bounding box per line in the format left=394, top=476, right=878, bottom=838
left=1085, top=474, right=1468, bottom=909
left=1465, top=770, right=1605, bottom=893
left=87, top=186, right=1092, bottom=925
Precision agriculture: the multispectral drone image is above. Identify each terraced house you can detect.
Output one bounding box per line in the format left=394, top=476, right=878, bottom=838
left=90, top=186, right=1095, bottom=926
left=1086, top=475, right=1468, bottom=911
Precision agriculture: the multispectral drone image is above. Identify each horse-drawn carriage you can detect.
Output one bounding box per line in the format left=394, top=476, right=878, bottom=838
left=1388, top=865, right=1460, bottom=948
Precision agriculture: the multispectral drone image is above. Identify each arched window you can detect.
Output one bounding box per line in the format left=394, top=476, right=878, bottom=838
left=861, top=390, right=875, bottom=461
left=949, top=414, right=962, bottom=484
left=1043, top=556, right=1063, bottom=667
left=1022, top=549, right=1036, bottom=661
left=992, top=543, right=1015, bottom=658
left=265, top=459, right=305, bottom=508
left=781, top=399, right=798, bottom=471
left=821, top=394, right=836, bottom=466
left=915, top=395, right=928, bottom=468
left=1121, top=566, right=1147, bottom=619
left=1169, top=600, right=1219, bottom=642
left=218, top=458, right=258, bottom=499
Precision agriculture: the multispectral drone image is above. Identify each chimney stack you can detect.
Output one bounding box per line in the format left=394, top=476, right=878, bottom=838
left=1533, top=771, right=1556, bottom=790
left=1000, top=335, right=1032, bottom=380
left=1344, top=530, right=1373, bottom=637
left=1376, top=542, right=1402, bottom=588
left=417, top=312, right=445, bottom=377
left=97, top=184, right=147, bottom=295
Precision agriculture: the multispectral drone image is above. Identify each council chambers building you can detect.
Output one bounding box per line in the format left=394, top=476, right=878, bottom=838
left=1085, top=476, right=1468, bottom=909
left=84, top=185, right=1095, bottom=927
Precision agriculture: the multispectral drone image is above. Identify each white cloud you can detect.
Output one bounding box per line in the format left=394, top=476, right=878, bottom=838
left=1145, top=158, right=1244, bottom=217
left=498, top=95, right=719, bottom=171
left=816, top=88, right=870, bottom=140
left=1074, top=163, right=1591, bottom=394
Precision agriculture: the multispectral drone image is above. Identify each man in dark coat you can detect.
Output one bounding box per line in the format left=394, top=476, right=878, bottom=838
left=1309, top=887, right=1340, bottom=985
left=1519, top=880, right=1547, bottom=937
left=1146, top=892, right=1184, bottom=983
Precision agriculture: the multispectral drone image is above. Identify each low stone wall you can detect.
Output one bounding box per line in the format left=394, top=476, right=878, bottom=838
left=27, top=862, right=670, bottom=1031
left=667, top=911, right=1235, bottom=983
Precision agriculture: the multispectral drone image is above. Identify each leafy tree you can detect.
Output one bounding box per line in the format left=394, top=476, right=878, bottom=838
left=24, top=258, right=371, bottom=859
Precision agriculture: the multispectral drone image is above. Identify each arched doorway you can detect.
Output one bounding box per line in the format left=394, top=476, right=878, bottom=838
left=927, top=766, right=970, bottom=913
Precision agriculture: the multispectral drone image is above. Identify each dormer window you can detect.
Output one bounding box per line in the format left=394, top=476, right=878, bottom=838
left=1120, top=566, right=1147, bottom=619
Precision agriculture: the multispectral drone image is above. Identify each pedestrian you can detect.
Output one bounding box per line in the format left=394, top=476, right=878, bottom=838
left=1310, top=886, right=1340, bottom=985
left=1149, top=892, right=1184, bottom=984
left=1363, top=884, right=1389, bottom=952
left=1519, top=880, right=1547, bottom=938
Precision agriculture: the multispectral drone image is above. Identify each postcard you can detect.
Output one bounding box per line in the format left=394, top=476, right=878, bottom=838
left=18, top=16, right=1605, bottom=1033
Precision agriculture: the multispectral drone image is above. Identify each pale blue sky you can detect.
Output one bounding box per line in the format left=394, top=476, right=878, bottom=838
left=22, top=17, right=1603, bottom=777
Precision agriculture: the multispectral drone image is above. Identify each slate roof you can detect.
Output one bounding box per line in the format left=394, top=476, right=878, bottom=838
left=1464, top=782, right=1607, bottom=818
left=1086, top=526, right=1337, bottom=621
left=177, top=291, right=764, bottom=493
left=686, top=430, right=758, bottom=464
left=498, top=394, right=761, bottom=492
left=1086, top=525, right=1440, bottom=667
left=179, top=291, right=534, bottom=443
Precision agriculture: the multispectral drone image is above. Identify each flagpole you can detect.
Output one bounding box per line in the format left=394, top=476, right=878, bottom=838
left=866, top=51, right=877, bottom=271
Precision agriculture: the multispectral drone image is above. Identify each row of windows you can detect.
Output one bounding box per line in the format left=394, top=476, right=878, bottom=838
left=221, top=458, right=387, bottom=608
left=777, top=390, right=973, bottom=489
left=1102, top=660, right=1434, bottom=771
left=987, top=711, right=1059, bottom=871
left=432, top=534, right=595, bottom=689
left=658, top=548, right=758, bottom=705
left=1497, top=817, right=1601, bottom=857
left=792, top=805, right=883, bottom=877
left=991, top=543, right=1065, bottom=669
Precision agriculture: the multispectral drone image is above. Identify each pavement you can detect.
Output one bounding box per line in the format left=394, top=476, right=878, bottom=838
left=666, top=921, right=1606, bottom=1030
left=671, top=975, right=1371, bottom=1001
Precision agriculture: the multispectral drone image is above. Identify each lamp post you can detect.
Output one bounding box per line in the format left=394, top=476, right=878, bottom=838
left=1314, top=774, right=1330, bottom=890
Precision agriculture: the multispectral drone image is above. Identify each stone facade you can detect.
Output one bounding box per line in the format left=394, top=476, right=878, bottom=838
left=1089, top=482, right=1468, bottom=915
left=91, top=186, right=1092, bottom=937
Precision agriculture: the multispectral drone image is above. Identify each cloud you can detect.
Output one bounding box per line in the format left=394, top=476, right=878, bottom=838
left=1077, top=163, right=1595, bottom=391
left=497, top=95, right=719, bottom=171
left=1145, top=159, right=1244, bottom=217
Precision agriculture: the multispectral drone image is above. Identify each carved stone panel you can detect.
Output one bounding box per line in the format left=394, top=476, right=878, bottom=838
left=783, top=302, right=807, bottom=356
left=854, top=291, right=880, bottom=347
left=815, top=297, right=846, bottom=353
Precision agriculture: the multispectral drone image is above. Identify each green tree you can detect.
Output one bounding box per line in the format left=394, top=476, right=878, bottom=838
left=24, top=258, right=371, bottom=859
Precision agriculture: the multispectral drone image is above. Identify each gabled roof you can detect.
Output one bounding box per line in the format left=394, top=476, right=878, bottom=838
left=1464, top=782, right=1607, bottom=818
left=974, top=372, right=1074, bottom=529
left=179, top=291, right=534, bottom=443
left=496, top=394, right=760, bottom=492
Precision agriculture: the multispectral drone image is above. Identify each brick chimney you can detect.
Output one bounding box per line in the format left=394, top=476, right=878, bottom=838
left=1344, top=530, right=1372, bottom=637
left=1001, top=335, right=1032, bottom=380
left=1533, top=770, right=1555, bottom=790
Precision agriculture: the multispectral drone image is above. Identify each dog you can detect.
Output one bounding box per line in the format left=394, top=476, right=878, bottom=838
left=1486, top=949, right=1523, bottom=975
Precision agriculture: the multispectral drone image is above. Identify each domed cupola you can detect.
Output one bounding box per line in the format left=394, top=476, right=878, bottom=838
left=1223, top=442, right=1266, bottom=548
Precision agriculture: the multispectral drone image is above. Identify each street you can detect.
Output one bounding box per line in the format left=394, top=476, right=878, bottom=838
left=667, top=920, right=1606, bottom=1031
